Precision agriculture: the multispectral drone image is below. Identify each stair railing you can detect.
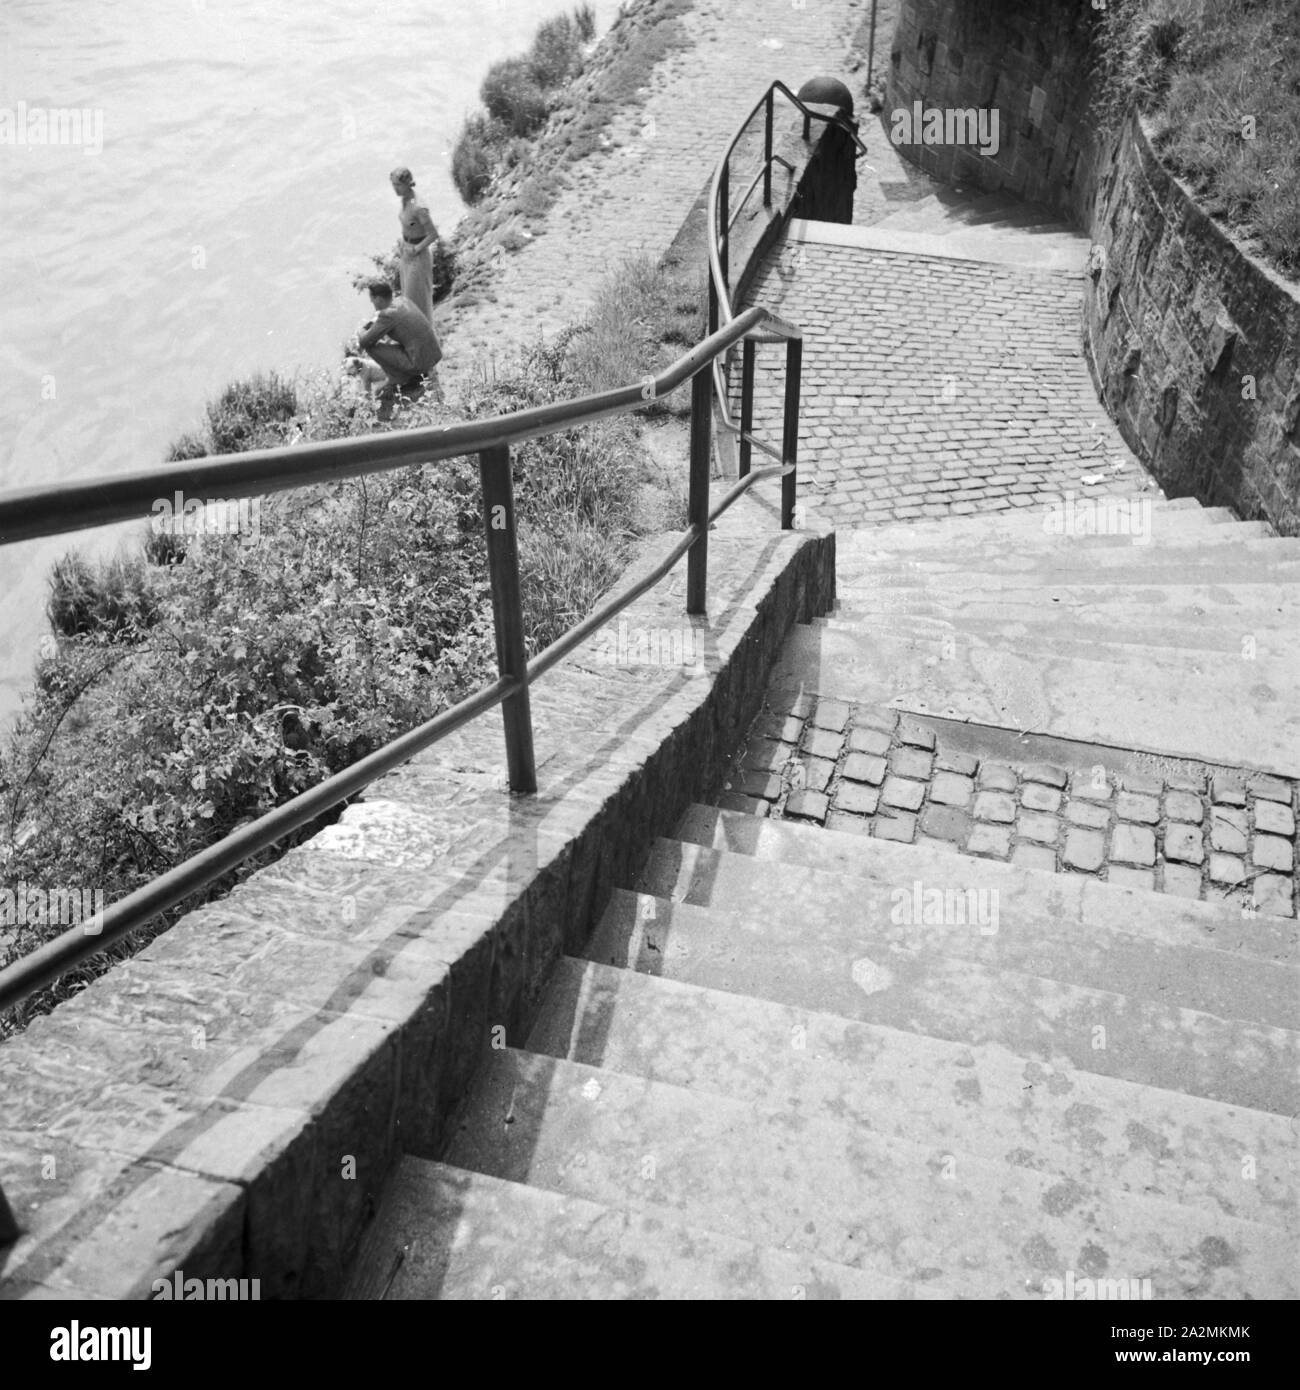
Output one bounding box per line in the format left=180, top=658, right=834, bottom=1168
left=0, top=76, right=857, bottom=1019
left=706, top=80, right=869, bottom=518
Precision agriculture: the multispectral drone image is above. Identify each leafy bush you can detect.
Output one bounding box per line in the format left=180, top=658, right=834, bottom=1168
left=353, top=235, right=457, bottom=302
left=206, top=371, right=299, bottom=454
left=1, top=245, right=686, bottom=1033
left=572, top=3, right=595, bottom=42
left=46, top=551, right=159, bottom=639
left=529, top=14, right=584, bottom=88
left=451, top=112, right=502, bottom=203
left=165, top=430, right=209, bottom=462
left=481, top=57, right=550, bottom=136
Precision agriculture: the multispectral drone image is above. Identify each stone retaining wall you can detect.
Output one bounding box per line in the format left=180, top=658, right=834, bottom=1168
left=886, top=0, right=1300, bottom=536
left=1086, top=117, right=1300, bottom=534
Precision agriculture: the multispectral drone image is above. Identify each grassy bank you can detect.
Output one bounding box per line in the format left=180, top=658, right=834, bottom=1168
left=440, top=0, right=695, bottom=313
left=1093, top=0, right=1300, bottom=279
left=0, top=253, right=694, bottom=1039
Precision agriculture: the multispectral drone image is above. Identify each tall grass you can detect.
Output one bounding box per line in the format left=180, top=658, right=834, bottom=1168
left=1093, top=0, right=1300, bottom=277
left=451, top=3, right=595, bottom=203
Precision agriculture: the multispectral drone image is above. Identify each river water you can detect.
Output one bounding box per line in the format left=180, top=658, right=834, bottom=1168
left=0, top=0, right=621, bottom=722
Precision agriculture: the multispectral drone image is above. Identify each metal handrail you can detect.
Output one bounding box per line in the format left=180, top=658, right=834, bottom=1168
left=0, top=308, right=795, bottom=548
left=0, top=314, right=803, bottom=1018
left=704, top=80, right=868, bottom=493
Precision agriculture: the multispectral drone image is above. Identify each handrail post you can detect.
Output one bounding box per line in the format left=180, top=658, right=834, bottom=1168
left=781, top=337, right=802, bottom=530
left=478, top=445, right=537, bottom=794
left=867, top=0, right=880, bottom=91
left=0, top=1181, right=18, bottom=1249
left=763, top=90, right=773, bottom=206
left=739, top=337, right=756, bottom=479
left=687, top=364, right=712, bottom=614
left=707, top=267, right=718, bottom=337
left=718, top=158, right=730, bottom=294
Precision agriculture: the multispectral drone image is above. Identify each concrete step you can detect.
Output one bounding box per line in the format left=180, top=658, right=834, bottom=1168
left=830, top=582, right=1298, bottom=634
left=788, top=218, right=1090, bottom=275
left=444, top=1047, right=1296, bottom=1299
left=836, top=539, right=1300, bottom=584
left=344, top=1155, right=933, bottom=1299
left=817, top=609, right=1298, bottom=664
left=871, top=202, right=1069, bottom=236
left=829, top=504, right=1245, bottom=557
left=836, top=515, right=1272, bottom=558
left=952, top=200, right=1066, bottom=230
left=767, top=622, right=1300, bottom=776
left=529, top=956, right=1299, bottom=1227
left=674, top=805, right=1298, bottom=969
left=590, top=867, right=1299, bottom=1115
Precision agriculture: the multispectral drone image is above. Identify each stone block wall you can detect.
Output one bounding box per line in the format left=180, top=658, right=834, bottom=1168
left=887, top=0, right=1300, bottom=536
left=1086, top=117, right=1300, bottom=533
left=886, top=0, right=1098, bottom=213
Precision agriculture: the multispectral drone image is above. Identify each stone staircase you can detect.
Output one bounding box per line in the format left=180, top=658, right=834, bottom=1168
left=855, top=185, right=1089, bottom=273
left=346, top=503, right=1299, bottom=1302
left=775, top=497, right=1300, bottom=774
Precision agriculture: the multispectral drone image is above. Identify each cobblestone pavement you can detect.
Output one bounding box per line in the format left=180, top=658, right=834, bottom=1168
left=440, top=0, right=871, bottom=383
left=721, top=694, right=1298, bottom=919
left=738, top=237, right=1157, bottom=529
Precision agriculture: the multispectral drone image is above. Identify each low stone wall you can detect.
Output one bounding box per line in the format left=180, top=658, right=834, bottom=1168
left=0, top=109, right=845, bottom=1301
left=1085, top=117, right=1300, bottom=534
left=885, top=0, right=1300, bottom=536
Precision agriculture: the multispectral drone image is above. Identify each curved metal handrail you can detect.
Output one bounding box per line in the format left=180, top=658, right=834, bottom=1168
left=0, top=296, right=804, bottom=1015
left=703, top=81, right=867, bottom=461
left=0, top=307, right=800, bottom=547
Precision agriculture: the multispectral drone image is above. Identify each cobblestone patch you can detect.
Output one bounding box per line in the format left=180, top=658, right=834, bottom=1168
left=734, top=240, right=1156, bottom=529
left=724, top=698, right=1298, bottom=918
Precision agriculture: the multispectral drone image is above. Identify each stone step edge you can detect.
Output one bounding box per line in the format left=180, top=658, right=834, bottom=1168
left=531, top=954, right=1300, bottom=1221
left=787, top=218, right=1089, bottom=272
left=448, top=1047, right=1294, bottom=1298
left=670, top=806, right=1300, bottom=966
left=343, top=1153, right=946, bottom=1300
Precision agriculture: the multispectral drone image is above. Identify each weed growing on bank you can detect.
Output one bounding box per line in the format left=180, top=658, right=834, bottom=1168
left=452, top=5, right=596, bottom=203
left=1092, top=0, right=1300, bottom=278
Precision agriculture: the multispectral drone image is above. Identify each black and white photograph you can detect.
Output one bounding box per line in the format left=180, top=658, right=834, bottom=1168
left=0, top=0, right=1295, bottom=1342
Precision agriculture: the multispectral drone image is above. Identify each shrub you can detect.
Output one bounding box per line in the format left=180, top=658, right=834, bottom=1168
left=46, top=551, right=158, bottom=639
left=451, top=112, right=501, bottom=203
left=353, top=237, right=457, bottom=302
left=165, top=430, right=209, bottom=462
left=572, top=3, right=595, bottom=42
left=518, top=517, right=628, bottom=654
left=206, top=371, right=298, bottom=454
left=529, top=14, right=583, bottom=88
left=481, top=57, right=550, bottom=136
